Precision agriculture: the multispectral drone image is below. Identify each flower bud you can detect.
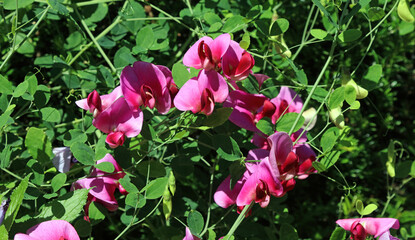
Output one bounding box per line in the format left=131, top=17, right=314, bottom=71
left=398, top=0, right=415, bottom=23
left=329, top=107, right=345, bottom=129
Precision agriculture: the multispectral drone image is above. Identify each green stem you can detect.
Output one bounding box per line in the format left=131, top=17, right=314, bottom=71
left=200, top=165, right=215, bottom=236
left=74, top=7, right=117, bottom=73
left=224, top=202, right=254, bottom=240
left=288, top=31, right=338, bottom=136
left=0, top=6, right=50, bottom=72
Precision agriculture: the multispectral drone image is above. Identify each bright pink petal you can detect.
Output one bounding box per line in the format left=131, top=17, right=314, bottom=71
left=228, top=106, right=258, bottom=132
left=252, top=74, right=270, bottom=89
left=336, top=219, right=358, bottom=231
left=15, top=220, right=80, bottom=240
left=91, top=154, right=126, bottom=181
left=214, top=176, right=244, bottom=209
left=267, top=132, right=293, bottom=181
left=183, top=36, right=213, bottom=69
left=73, top=178, right=118, bottom=212
left=174, top=79, right=202, bottom=113
left=197, top=70, right=228, bottom=103
left=183, top=227, right=201, bottom=240
left=120, top=65, right=143, bottom=111
left=100, top=86, right=123, bottom=110
left=106, top=132, right=125, bottom=148
left=209, top=33, right=231, bottom=63
left=364, top=218, right=400, bottom=238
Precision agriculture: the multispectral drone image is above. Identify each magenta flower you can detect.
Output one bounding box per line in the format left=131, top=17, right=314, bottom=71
left=14, top=220, right=80, bottom=240
left=183, top=33, right=231, bottom=71
left=72, top=154, right=127, bottom=218
left=214, top=149, right=283, bottom=210
left=336, top=218, right=400, bottom=240
left=92, top=97, right=143, bottom=148
left=183, top=227, right=201, bottom=240
left=270, top=86, right=303, bottom=123
left=222, top=40, right=255, bottom=81
left=75, top=86, right=122, bottom=118
left=174, top=70, right=228, bottom=115
left=224, top=90, right=275, bottom=132
left=120, top=61, right=172, bottom=114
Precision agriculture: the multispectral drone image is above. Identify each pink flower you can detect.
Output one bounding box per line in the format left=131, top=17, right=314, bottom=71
left=121, top=61, right=172, bottom=114
left=183, top=34, right=231, bottom=71
left=270, top=86, right=303, bottom=123
left=222, top=40, right=255, bottom=81
left=72, top=154, right=127, bottom=219
left=183, top=227, right=201, bottom=240
left=75, top=86, right=122, bottom=118
left=336, top=218, right=400, bottom=240
left=214, top=149, right=283, bottom=210
left=174, top=70, right=228, bottom=115
left=224, top=90, right=275, bottom=132
left=92, top=97, right=143, bottom=148
left=14, top=220, right=80, bottom=240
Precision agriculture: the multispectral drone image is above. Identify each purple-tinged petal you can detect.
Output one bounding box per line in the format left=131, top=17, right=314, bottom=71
left=14, top=220, right=80, bottom=240
left=183, top=36, right=213, bottom=69
left=120, top=65, right=143, bottom=111
left=252, top=74, right=270, bottom=90
left=0, top=199, right=9, bottom=226
left=228, top=106, right=258, bottom=132
left=197, top=70, right=228, bottom=103
left=73, top=177, right=118, bottom=212
left=174, top=79, right=202, bottom=113
left=364, top=218, right=400, bottom=238
left=91, top=154, right=126, bottom=181
left=267, top=132, right=293, bottom=181
left=106, top=132, right=125, bottom=148
left=52, top=147, right=73, bottom=173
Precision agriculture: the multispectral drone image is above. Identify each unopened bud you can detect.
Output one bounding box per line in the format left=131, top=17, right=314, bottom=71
left=398, top=0, right=415, bottom=23
left=329, top=107, right=345, bottom=129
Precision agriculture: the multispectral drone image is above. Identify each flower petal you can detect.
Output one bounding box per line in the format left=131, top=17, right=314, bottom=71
left=209, top=33, right=231, bottom=63
left=197, top=70, right=228, bottom=103
left=15, top=220, right=80, bottom=240
left=267, top=132, right=293, bottom=181
left=174, top=79, right=202, bottom=113
left=183, top=36, right=213, bottom=69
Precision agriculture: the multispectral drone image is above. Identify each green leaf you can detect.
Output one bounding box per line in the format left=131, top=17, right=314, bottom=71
left=70, top=142, right=95, bottom=165
left=3, top=0, right=34, bottom=9
left=0, top=75, right=13, bottom=95
left=270, top=18, right=289, bottom=35
left=187, top=210, right=204, bottom=235
left=51, top=173, right=67, bottom=192
left=25, top=73, right=38, bottom=96
left=362, top=204, right=378, bottom=215
left=136, top=160, right=166, bottom=178
left=143, top=177, right=168, bottom=199
left=280, top=223, right=298, bottom=240
left=356, top=200, right=364, bottom=215
left=329, top=227, right=346, bottom=240
left=13, top=81, right=28, bottom=98
left=114, top=47, right=136, bottom=69
left=321, top=127, right=340, bottom=152
left=410, top=161, right=415, bottom=178
left=3, top=176, right=29, bottom=231
left=25, top=127, right=52, bottom=164
left=311, top=0, right=338, bottom=29
left=387, top=140, right=395, bottom=163
left=368, top=7, right=385, bottom=21
left=40, top=107, right=61, bottom=123
left=208, top=229, right=216, bottom=240
left=312, top=161, right=327, bottom=172
left=338, top=29, right=362, bottom=42
left=74, top=219, right=92, bottom=237
left=213, top=135, right=243, bottom=161
left=204, top=12, right=222, bottom=25
left=47, top=0, right=69, bottom=15
left=172, top=62, right=190, bottom=88
left=286, top=59, right=308, bottom=85
left=88, top=201, right=106, bottom=221
left=37, top=189, right=88, bottom=222
left=95, top=137, right=109, bottom=160
left=125, top=193, right=145, bottom=208
left=0, top=104, right=16, bottom=130
left=321, top=150, right=341, bottom=170
left=34, top=85, right=51, bottom=108
left=95, top=162, right=115, bottom=173
left=396, top=161, right=412, bottom=178
left=222, top=15, right=246, bottom=33
left=136, top=26, right=155, bottom=50
left=63, top=129, right=88, bottom=147
left=310, top=29, right=329, bottom=39
left=256, top=118, right=274, bottom=136
left=239, top=32, right=250, bottom=50
left=0, top=225, right=8, bottom=240
left=229, top=162, right=245, bottom=189
left=328, top=87, right=345, bottom=109
left=202, top=108, right=232, bottom=128
left=276, top=112, right=305, bottom=133
left=344, top=85, right=357, bottom=105
left=119, top=175, right=139, bottom=194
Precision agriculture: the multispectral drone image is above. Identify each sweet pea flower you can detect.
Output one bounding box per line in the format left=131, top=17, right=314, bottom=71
left=183, top=33, right=231, bottom=71
left=336, top=218, right=400, bottom=240
left=76, top=86, right=122, bottom=118
left=72, top=154, right=127, bottom=219
left=224, top=90, right=275, bottom=132
left=270, top=86, right=303, bottom=123
left=222, top=40, right=255, bottom=81
left=0, top=199, right=9, bottom=225
left=214, top=149, right=283, bottom=210
left=183, top=227, right=201, bottom=240
left=52, top=147, right=77, bottom=173
left=14, top=220, right=80, bottom=240
left=121, top=61, right=172, bottom=114
left=92, top=97, right=143, bottom=148
left=174, top=70, right=228, bottom=115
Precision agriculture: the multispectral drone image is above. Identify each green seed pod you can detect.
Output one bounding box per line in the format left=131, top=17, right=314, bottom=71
left=346, top=80, right=368, bottom=99
left=398, top=0, right=415, bottom=23
left=168, top=171, right=176, bottom=196
left=162, top=188, right=172, bottom=220
left=329, top=107, right=345, bottom=129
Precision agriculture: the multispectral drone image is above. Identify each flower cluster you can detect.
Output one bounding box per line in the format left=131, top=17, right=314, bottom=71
left=336, top=218, right=400, bottom=240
